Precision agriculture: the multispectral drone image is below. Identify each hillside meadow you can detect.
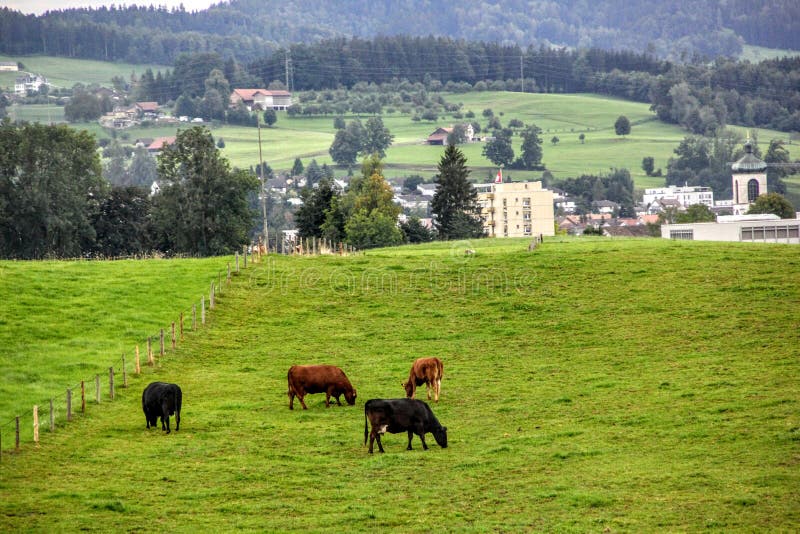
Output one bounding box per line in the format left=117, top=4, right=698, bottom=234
left=6, top=82, right=797, bottom=188
left=0, top=256, right=238, bottom=427
left=0, top=54, right=168, bottom=91
left=0, top=237, right=798, bottom=532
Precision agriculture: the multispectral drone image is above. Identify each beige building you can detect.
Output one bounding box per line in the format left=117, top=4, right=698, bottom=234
left=475, top=181, right=555, bottom=238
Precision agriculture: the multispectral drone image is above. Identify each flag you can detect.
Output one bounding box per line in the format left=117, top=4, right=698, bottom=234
left=495, top=169, right=503, bottom=183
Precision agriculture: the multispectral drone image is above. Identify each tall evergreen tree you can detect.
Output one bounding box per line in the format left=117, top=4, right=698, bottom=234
left=431, top=145, right=484, bottom=240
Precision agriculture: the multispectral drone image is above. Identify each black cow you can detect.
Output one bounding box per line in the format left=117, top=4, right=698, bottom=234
left=142, top=382, right=182, bottom=434
left=364, top=398, right=448, bottom=453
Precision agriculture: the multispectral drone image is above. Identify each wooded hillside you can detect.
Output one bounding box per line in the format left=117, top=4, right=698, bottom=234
left=1, top=0, right=798, bottom=64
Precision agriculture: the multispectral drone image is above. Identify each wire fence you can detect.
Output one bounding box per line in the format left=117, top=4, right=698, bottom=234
left=0, top=248, right=260, bottom=462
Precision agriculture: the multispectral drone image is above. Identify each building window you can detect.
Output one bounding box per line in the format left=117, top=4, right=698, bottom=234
left=669, top=229, right=693, bottom=240
left=747, top=179, right=759, bottom=202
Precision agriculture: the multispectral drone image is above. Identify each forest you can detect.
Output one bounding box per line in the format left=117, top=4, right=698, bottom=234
left=126, top=40, right=800, bottom=134
left=1, top=0, right=799, bottom=65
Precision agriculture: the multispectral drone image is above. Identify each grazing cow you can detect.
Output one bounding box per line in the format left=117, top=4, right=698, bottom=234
left=142, top=382, right=182, bottom=434
left=402, top=357, right=444, bottom=402
left=364, top=398, right=448, bottom=453
left=287, top=364, right=357, bottom=410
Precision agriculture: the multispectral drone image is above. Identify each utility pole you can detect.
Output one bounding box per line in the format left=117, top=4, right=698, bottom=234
left=257, top=117, right=268, bottom=252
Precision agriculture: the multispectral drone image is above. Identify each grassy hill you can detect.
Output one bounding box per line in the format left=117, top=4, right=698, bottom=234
left=0, top=54, right=169, bottom=91
left=0, top=238, right=798, bottom=531
left=0, top=257, right=237, bottom=425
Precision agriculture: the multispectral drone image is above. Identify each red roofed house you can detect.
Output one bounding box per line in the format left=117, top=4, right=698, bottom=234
left=135, top=102, right=161, bottom=120
left=230, top=89, right=292, bottom=111
left=147, top=136, right=176, bottom=154
left=427, top=124, right=475, bottom=145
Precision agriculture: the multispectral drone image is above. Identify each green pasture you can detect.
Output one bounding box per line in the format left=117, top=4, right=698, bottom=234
left=0, top=257, right=236, bottom=425
left=6, top=88, right=798, bottom=188
left=4, top=103, right=64, bottom=124
left=0, top=238, right=798, bottom=531
left=0, top=54, right=169, bottom=91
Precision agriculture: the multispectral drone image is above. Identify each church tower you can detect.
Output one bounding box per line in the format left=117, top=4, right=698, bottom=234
left=730, top=139, right=767, bottom=215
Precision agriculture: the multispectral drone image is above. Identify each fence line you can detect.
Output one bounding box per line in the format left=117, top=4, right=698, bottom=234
left=0, top=248, right=254, bottom=461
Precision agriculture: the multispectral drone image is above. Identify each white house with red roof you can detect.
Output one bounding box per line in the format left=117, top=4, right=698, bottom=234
left=230, top=89, right=292, bottom=111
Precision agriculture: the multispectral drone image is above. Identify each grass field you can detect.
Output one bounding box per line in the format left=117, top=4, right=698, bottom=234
left=0, top=238, right=798, bottom=531
left=0, top=257, right=237, bottom=426
left=0, top=54, right=168, bottom=92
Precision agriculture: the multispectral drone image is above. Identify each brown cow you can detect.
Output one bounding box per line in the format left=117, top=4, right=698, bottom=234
left=287, top=364, right=357, bottom=410
left=402, top=357, right=443, bottom=402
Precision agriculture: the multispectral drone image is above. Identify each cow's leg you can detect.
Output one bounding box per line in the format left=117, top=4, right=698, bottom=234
left=418, top=432, right=429, bottom=450
left=175, top=409, right=180, bottom=431
left=298, top=392, right=308, bottom=410
left=288, top=389, right=295, bottom=410
left=368, top=432, right=375, bottom=453
left=407, top=430, right=414, bottom=450
left=426, top=382, right=432, bottom=400
left=375, top=431, right=385, bottom=453
left=434, top=379, right=441, bottom=402
left=162, top=402, right=171, bottom=434
left=324, top=391, right=331, bottom=408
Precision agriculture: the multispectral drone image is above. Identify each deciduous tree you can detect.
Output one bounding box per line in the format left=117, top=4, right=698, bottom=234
left=747, top=192, right=795, bottom=219
left=151, top=126, right=258, bottom=255
left=615, top=115, right=631, bottom=136
left=0, top=122, right=106, bottom=259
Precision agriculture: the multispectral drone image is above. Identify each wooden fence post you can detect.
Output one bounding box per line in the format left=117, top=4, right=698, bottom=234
left=49, top=398, right=54, bottom=432
left=201, top=296, right=206, bottom=325
left=159, top=329, right=165, bottom=357
left=236, top=251, right=240, bottom=273
left=171, top=322, right=176, bottom=350
left=147, top=337, right=154, bottom=366
left=80, top=381, right=85, bottom=414
left=95, top=374, right=101, bottom=404
left=192, top=304, right=197, bottom=331
left=227, top=263, right=231, bottom=284
left=15, top=417, right=19, bottom=451
left=33, top=405, right=39, bottom=446
left=135, top=345, right=141, bottom=375
left=67, top=388, right=72, bottom=421
left=122, top=354, right=128, bottom=388
left=109, top=367, right=115, bottom=401
left=210, top=282, right=215, bottom=309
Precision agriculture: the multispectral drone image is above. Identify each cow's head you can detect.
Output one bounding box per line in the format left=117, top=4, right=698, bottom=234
left=345, top=388, right=357, bottom=406
left=402, top=381, right=413, bottom=398
left=433, top=426, right=448, bottom=448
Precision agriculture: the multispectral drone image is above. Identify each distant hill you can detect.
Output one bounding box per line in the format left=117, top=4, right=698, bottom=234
left=1, top=0, right=799, bottom=64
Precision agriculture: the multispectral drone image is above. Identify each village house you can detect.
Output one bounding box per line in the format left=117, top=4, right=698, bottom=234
left=147, top=136, right=176, bottom=154
left=14, top=74, right=48, bottom=95
left=0, top=61, right=19, bottom=72
left=426, top=124, right=475, bottom=145
left=230, top=89, right=293, bottom=111
left=643, top=184, right=714, bottom=209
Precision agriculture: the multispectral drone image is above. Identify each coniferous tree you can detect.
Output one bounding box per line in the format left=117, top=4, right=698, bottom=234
left=431, top=145, right=484, bottom=240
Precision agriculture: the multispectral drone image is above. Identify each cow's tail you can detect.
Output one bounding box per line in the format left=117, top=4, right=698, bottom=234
left=364, top=404, right=369, bottom=446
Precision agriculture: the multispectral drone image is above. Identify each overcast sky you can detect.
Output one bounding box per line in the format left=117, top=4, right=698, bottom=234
left=4, top=1, right=221, bottom=15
